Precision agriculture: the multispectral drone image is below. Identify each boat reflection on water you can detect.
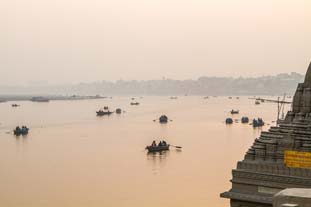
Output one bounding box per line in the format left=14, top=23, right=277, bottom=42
left=147, top=150, right=170, bottom=163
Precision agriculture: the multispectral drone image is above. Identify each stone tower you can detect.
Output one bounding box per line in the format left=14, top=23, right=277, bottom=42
left=221, top=62, right=311, bottom=207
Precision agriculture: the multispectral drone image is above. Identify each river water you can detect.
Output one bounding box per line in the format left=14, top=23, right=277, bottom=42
left=0, top=96, right=291, bottom=207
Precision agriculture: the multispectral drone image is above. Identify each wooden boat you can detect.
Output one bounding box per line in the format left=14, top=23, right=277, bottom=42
left=14, top=126, right=29, bottom=136
left=145, top=145, right=170, bottom=152
left=230, top=109, right=239, bottom=114
left=130, top=102, right=139, bottom=105
left=96, top=110, right=113, bottom=116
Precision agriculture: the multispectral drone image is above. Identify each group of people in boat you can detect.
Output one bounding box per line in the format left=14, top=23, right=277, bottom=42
left=151, top=140, right=168, bottom=147
left=14, top=126, right=29, bottom=135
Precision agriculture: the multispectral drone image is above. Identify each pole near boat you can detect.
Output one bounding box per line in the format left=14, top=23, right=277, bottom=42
left=170, top=145, right=182, bottom=149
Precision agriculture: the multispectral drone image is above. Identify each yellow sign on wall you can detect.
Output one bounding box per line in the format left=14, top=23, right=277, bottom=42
left=284, top=150, right=311, bottom=169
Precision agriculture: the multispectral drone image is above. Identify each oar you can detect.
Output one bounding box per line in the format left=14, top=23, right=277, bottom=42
left=170, top=145, right=182, bottom=149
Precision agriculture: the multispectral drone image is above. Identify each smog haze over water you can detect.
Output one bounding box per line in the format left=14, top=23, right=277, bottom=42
left=1, top=0, right=311, bottom=86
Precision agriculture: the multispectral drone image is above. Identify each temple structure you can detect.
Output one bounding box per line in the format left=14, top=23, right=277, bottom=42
left=221, top=62, right=311, bottom=207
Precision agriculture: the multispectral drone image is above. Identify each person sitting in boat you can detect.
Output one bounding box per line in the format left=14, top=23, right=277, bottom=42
left=158, top=141, right=163, bottom=146
left=16, top=126, right=20, bottom=131
left=162, top=140, right=167, bottom=146
left=151, top=140, right=156, bottom=147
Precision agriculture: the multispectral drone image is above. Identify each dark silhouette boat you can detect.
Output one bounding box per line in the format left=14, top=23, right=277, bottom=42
left=159, top=115, right=168, bottom=123
left=116, top=108, right=122, bottom=114
left=14, top=126, right=29, bottom=136
left=252, top=118, right=264, bottom=127
left=146, top=144, right=170, bottom=152
left=12, top=104, right=20, bottom=107
left=130, top=102, right=139, bottom=105
left=230, top=109, right=239, bottom=114
left=226, top=118, right=233, bottom=124
left=96, top=109, right=113, bottom=116
left=241, top=117, right=249, bottom=123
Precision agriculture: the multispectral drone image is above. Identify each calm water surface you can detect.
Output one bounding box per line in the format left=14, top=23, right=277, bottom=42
left=0, top=96, right=291, bottom=207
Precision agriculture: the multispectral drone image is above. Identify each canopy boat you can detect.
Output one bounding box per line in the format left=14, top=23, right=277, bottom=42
left=14, top=126, right=29, bottom=136
left=159, top=115, right=168, bottom=123
left=226, top=118, right=233, bottom=124
left=96, top=110, right=113, bottom=116
left=241, top=117, right=249, bottom=123
left=145, top=145, right=170, bottom=152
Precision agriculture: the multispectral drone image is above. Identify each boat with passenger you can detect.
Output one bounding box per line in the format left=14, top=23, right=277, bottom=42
left=145, top=140, right=170, bottom=152
left=253, top=118, right=264, bottom=127
left=14, top=126, right=29, bottom=136
left=96, top=109, right=113, bottom=116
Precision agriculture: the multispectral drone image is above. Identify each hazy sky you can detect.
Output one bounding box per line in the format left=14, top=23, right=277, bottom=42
left=1, top=0, right=311, bottom=85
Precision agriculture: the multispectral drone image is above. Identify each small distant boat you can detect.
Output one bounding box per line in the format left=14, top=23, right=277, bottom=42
left=146, top=145, right=170, bottom=152
left=255, top=100, right=260, bottom=105
left=228, top=97, right=232, bottom=99
left=96, top=109, right=113, bottom=116
left=170, top=96, right=178, bottom=99
left=253, top=118, right=264, bottom=127
left=236, top=97, right=240, bottom=99
left=159, top=115, right=168, bottom=123
left=11, top=104, right=20, bottom=107
left=146, top=141, right=170, bottom=152
left=130, top=102, right=139, bottom=105
left=14, top=126, right=29, bottom=136
left=241, top=117, right=249, bottom=123
left=204, top=96, right=209, bottom=99
left=31, top=97, right=50, bottom=102
left=116, top=108, right=122, bottom=114
left=230, top=110, right=239, bottom=114
left=226, top=118, right=233, bottom=124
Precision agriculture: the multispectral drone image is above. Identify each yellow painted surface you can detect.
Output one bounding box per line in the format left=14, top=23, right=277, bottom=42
left=284, top=150, right=311, bottom=169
